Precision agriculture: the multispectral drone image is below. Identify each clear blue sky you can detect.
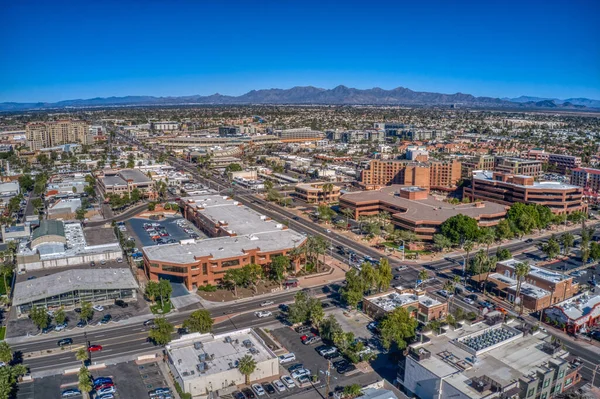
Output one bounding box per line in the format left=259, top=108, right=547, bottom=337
left=1, top=0, right=598, bottom=102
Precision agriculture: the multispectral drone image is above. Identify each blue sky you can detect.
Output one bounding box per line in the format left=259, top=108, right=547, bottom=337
left=1, top=0, right=598, bottom=102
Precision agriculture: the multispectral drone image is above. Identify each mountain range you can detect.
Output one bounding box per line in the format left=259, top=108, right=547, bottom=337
left=1, top=85, right=598, bottom=111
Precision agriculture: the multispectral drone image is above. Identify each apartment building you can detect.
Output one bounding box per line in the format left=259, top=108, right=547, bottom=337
left=464, top=171, right=585, bottom=215
left=275, top=127, right=324, bottom=142
left=548, top=154, right=581, bottom=174
left=570, top=167, right=600, bottom=193
left=26, top=120, right=90, bottom=151
left=340, top=186, right=506, bottom=241
left=294, top=182, right=341, bottom=204
left=360, top=160, right=461, bottom=190
left=152, top=121, right=180, bottom=131
left=520, top=148, right=550, bottom=161
left=397, top=320, right=582, bottom=399
left=494, top=157, right=543, bottom=178
left=461, top=155, right=496, bottom=178
left=98, top=169, right=155, bottom=198
left=142, top=195, right=306, bottom=288
left=363, top=287, right=448, bottom=323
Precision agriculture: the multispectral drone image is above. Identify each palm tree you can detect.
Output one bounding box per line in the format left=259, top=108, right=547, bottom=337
left=238, top=355, right=257, bottom=385
left=463, top=240, right=474, bottom=275
left=78, top=366, right=93, bottom=399
left=479, top=228, right=496, bottom=256
left=341, top=207, right=355, bottom=229
left=514, top=261, right=531, bottom=315
left=418, top=269, right=429, bottom=287
left=75, top=347, right=88, bottom=366
left=482, top=255, right=498, bottom=295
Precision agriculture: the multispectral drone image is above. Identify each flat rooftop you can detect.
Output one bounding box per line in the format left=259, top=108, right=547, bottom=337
left=409, top=321, right=567, bottom=398
left=367, top=290, right=442, bottom=312
left=13, top=268, right=138, bottom=305
left=551, top=292, right=600, bottom=321
left=341, top=186, right=507, bottom=223
left=166, top=328, right=277, bottom=381
left=473, top=170, right=580, bottom=190
left=499, top=259, right=567, bottom=283
left=83, top=226, right=118, bottom=247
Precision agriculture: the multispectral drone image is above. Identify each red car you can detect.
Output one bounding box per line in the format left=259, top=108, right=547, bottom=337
left=96, top=383, right=114, bottom=390
left=88, top=345, right=103, bottom=352
left=300, top=334, right=315, bottom=342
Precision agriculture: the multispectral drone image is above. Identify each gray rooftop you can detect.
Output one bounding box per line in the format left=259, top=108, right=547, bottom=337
left=32, top=220, right=65, bottom=241
left=473, top=170, right=580, bottom=191
left=102, top=175, right=128, bottom=187
left=13, top=268, right=138, bottom=305
left=118, top=169, right=152, bottom=183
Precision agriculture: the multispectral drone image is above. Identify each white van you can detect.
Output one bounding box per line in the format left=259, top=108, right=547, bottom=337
left=278, top=353, right=296, bottom=364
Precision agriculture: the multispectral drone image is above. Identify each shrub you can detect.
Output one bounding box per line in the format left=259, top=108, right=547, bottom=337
left=466, top=312, right=477, bottom=321
left=197, top=284, right=217, bottom=292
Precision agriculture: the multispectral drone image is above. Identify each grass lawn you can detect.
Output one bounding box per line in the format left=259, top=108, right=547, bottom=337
left=0, top=273, right=12, bottom=296
left=150, top=301, right=173, bottom=315
left=0, top=327, right=6, bottom=340
left=381, top=241, right=432, bottom=255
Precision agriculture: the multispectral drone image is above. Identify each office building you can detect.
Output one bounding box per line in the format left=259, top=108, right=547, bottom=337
left=374, top=122, right=405, bottom=136
left=405, top=146, right=429, bottom=162
left=294, top=182, right=341, bottom=204
left=98, top=169, right=155, bottom=198
left=570, top=168, right=600, bottom=193
left=548, top=154, right=581, bottom=174
left=275, top=127, right=324, bottom=142
left=397, top=320, right=582, bottom=399
left=142, top=195, right=306, bottom=288
left=464, top=171, right=585, bottom=215
left=152, top=121, right=180, bottom=131
left=26, top=120, right=91, bottom=151
left=494, top=157, right=543, bottom=178
left=544, top=292, right=600, bottom=334
left=363, top=287, right=448, bottom=323
left=360, top=160, right=461, bottom=190
left=218, top=126, right=241, bottom=136
left=340, top=186, right=506, bottom=241
left=461, top=155, right=496, bottom=178
left=13, top=268, right=137, bottom=315
left=520, top=149, right=550, bottom=162
left=166, top=328, right=279, bottom=398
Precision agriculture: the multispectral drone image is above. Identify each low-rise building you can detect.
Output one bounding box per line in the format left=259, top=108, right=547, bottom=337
left=340, top=186, right=506, bottom=241
left=294, top=182, right=341, bottom=204
left=570, top=167, right=600, bottom=194
left=1, top=223, right=31, bottom=242
left=398, top=321, right=582, bottom=399
left=13, top=268, right=137, bottom=315
left=548, top=154, right=581, bottom=174
left=165, top=328, right=279, bottom=398
left=464, top=171, right=585, bottom=215
left=494, top=157, right=543, bottom=178
left=544, top=292, right=600, bottom=334
left=98, top=169, right=155, bottom=198
left=363, top=287, right=448, bottom=323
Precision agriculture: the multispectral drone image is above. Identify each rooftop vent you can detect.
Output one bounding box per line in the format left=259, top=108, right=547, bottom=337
left=194, top=342, right=203, bottom=350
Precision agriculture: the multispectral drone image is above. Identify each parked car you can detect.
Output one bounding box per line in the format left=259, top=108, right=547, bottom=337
left=288, top=363, right=304, bottom=373
left=437, top=289, right=453, bottom=298
left=61, top=389, right=81, bottom=397
left=88, top=344, right=103, bottom=352
left=148, top=387, right=170, bottom=397
left=281, top=375, right=296, bottom=389
left=233, top=391, right=246, bottom=399
left=324, top=351, right=340, bottom=360
left=260, top=300, right=274, bottom=307
left=251, top=383, right=266, bottom=396
left=291, top=368, right=310, bottom=379
left=57, top=338, right=73, bottom=347
left=279, top=353, right=296, bottom=364
left=99, top=314, right=112, bottom=324
left=262, top=382, right=275, bottom=395
left=242, top=388, right=255, bottom=399
left=55, top=323, right=68, bottom=332
left=143, top=319, right=155, bottom=326
left=93, top=305, right=104, bottom=312
left=337, top=364, right=357, bottom=374
left=93, top=377, right=113, bottom=387
left=317, top=346, right=337, bottom=356
left=303, top=335, right=321, bottom=345
left=396, top=266, right=408, bottom=272
left=272, top=379, right=286, bottom=392
left=76, top=320, right=87, bottom=328
left=466, top=294, right=478, bottom=301
left=333, top=359, right=349, bottom=369
left=114, top=299, right=128, bottom=308
left=463, top=297, right=475, bottom=305
left=96, top=386, right=115, bottom=395
left=255, top=311, right=272, bottom=318
left=295, top=325, right=311, bottom=334
left=90, top=261, right=96, bottom=267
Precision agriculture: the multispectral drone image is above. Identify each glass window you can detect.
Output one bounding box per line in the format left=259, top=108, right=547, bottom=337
left=221, top=259, right=240, bottom=268
left=543, top=379, right=550, bottom=388
left=558, top=370, right=564, bottom=378
left=527, top=388, right=535, bottom=397
left=162, top=265, right=187, bottom=273
left=541, top=393, right=547, bottom=399
left=565, top=377, right=573, bottom=387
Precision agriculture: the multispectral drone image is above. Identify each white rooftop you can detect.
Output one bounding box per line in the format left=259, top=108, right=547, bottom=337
left=499, top=259, right=566, bottom=283
left=473, top=170, right=580, bottom=190
left=551, top=292, right=600, bottom=321
left=166, top=328, right=277, bottom=381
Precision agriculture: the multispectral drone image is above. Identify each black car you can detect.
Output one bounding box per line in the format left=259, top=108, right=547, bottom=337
left=76, top=320, right=87, bottom=328
left=42, top=325, right=55, bottom=334
left=279, top=304, right=289, bottom=312
left=333, top=359, right=349, bottom=369
left=100, top=314, right=112, bottom=324
left=233, top=391, right=246, bottom=399
left=242, top=388, right=255, bottom=399
left=321, top=302, right=331, bottom=308
left=324, top=351, right=340, bottom=360
left=74, top=308, right=82, bottom=313
left=262, top=383, right=276, bottom=395
left=288, top=363, right=304, bottom=373
left=525, top=238, right=534, bottom=243
left=115, top=299, right=128, bottom=308
left=292, top=216, right=299, bottom=220
left=143, top=319, right=155, bottom=326
left=57, top=338, right=73, bottom=347
left=337, top=364, right=357, bottom=374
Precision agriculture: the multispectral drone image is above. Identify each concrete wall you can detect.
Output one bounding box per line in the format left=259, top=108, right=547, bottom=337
left=19, top=250, right=122, bottom=271
left=402, top=356, right=442, bottom=399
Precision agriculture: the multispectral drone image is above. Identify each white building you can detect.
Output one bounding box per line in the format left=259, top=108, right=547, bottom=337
left=166, top=328, right=279, bottom=398
left=153, top=121, right=180, bottom=131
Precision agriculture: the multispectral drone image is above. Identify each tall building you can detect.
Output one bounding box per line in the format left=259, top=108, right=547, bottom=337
left=548, top=154, right=582, bottom=174
left=464, top=171, right=585, bottom=215
left=26, top=120, right=90, bottom=150
left=361, top=160, right=461, bottom=190
left=570, top=167, right=600, bottom=193
left=275, top=127, right=324, bottom=142
left=494, top=157, right=543, bottom=178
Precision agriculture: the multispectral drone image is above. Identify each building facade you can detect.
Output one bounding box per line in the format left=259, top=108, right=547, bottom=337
left=494, top=157, right=543, bottom=178
left=361, top=160, right=461, bottom=190
left=464, top=171, right=585, bottom=215
left=294, top=182, right=341, bottom=204
left=26, top=120, right=90, bottom=151
left=98, top=169, right=155, bottom=198
left=570, top=167, right=600, bottom=193
left=363, top=287, right=448, bottom=323
left=548, top=154, right=581, bottom=174
left=544, top=292, right=600, bottom=334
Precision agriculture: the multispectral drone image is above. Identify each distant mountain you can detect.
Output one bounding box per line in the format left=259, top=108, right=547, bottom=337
left=1, top=86, right=598, bottom=111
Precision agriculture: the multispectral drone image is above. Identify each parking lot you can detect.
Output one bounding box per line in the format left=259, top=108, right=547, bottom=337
left=16, top=360, right=169, bottom=399
left=127, top=216, right=205, bottom=247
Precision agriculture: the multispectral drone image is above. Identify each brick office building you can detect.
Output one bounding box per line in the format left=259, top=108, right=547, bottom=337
left=360, top=160, right=461, bottom=190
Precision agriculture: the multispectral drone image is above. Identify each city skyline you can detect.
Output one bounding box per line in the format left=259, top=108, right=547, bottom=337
left=1, top=0, right=599, bottom=102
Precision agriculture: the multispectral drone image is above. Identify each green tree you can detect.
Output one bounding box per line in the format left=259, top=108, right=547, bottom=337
left=243, top=263, right=264, bottom=294
left=343, top=384, right=363, bottom=398
left=340, top=268, right=364, bottom=309
left=590, top=242, right=600, bottom=261
left=80, top=301, right=94, bottom=322
left=418, top=269, right=429, bottom=285
left=225, top=163, right=243, bottom=173
left=440, top=214, right=480, bottom=245
left=317, top=205, right=336, bottom=223
left=478, top=227, right=496, bottom=256
left=223, top=268, right=247, bottom=297
left=463, top=240, right=475, bottom=273
left=18, top=175, right=34, bottom=192
left=560, top=233, right=574, bottom=255
left=75, top=207, right=86, bottom=222
left=359, top=263, right=377, bottom=294
left=130, top=188, right=142, bottom=203
left=542, top=235, right=561, bottom=260
left=495, top=219, right=513, bottom=241
left=514, top=261, right=531, bottom=315
left=148, top=317, right=174, bottom=345
left=379, top=307, right=418, bottom=350
left=319, top=315, right=343, bottom=344
left=78, top=366, right=93, bottom=399
left=496, top=247, right=512, bottom=261
left=0, top=342, right=12, bottom=364
left=376, top=258, right=393, bottom=292
left=433, top=234, right=452, bottom=252
left=0, top=262, right=13, bottom=296
left=270, top=255, right=289, bottom=288
left=183, top=310, right=213, bottom=333
left=145, top=281, right=160, bottom=302
left=54, top=307, right=66, bottom=325
left=75, top=348, right=88, bottom=365
left=29, top=306, right=49, bottom=330
left=157, top=279, right=173, bottom=308
left=0, top=363, right=28, bottom=399
left=238, top=355, right=257, bottom=385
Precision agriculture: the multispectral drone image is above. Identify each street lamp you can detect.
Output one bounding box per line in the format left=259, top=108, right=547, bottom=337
left=398, top=240, right=405, bottom=261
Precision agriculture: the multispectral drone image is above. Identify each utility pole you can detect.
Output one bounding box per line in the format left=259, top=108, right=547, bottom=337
left=324, top=360, right=331, bottom=398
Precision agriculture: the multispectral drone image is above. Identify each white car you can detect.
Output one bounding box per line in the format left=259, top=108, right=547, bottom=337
left=272, top=380, right=286, bottom=392
left=396, top=266, right=408, bottom=272
left=291, top=368, right=310, bottom=379
left=279, top=353, right=296, bottom=364
left=281, top=375, right=296, bottom=389
left=260, top=301, right=274, bottom=307
left=251, top=384, right=265, bottom=396
left=255, top=311, right=272, bottom=318
left=437, top=290, right=453, bottom=298
left=93, top=305, right=105, bottom=312
left=463, top=297, right=475, bottom=305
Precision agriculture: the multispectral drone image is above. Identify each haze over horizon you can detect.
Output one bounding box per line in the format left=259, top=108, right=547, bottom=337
left=1, top=0, right=598, bottom=103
